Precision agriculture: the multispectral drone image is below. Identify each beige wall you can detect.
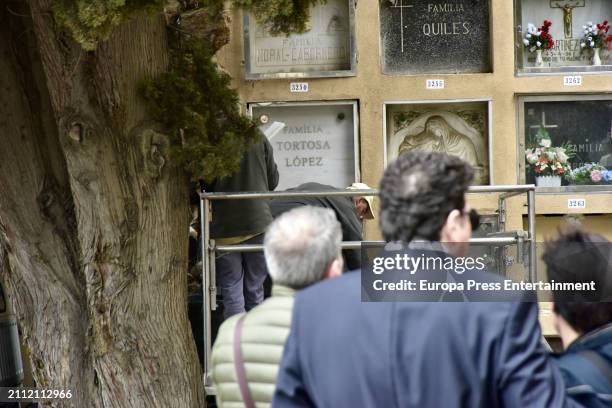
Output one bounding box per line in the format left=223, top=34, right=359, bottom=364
left=217, top=0, right=612, bottom=240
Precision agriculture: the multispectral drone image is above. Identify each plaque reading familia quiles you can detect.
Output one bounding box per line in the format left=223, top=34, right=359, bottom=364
left=250, top=102, right=358, bottom=190
left=244, top=0, right=355, bottom=78
left=380, top=0, right=492, bottom=74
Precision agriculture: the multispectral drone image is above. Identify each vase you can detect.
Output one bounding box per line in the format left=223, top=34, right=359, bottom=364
left=535, top=49, right=544, bottom=67
left=592, top=48, right=602, bottom=66
left=535, top=175, right=562, bottom=187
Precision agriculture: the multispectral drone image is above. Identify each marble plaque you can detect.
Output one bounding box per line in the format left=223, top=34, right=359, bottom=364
left=380, top=0, right=491, bottom=74
left=244, top=0, right=354, bottom=78
left=523, top=98, right=612, bottom=185
left=386, top=102, right=490, bottom=185
left=518, top=0, right=612, bottom=68
left=251, top=103, right=357, bottom=190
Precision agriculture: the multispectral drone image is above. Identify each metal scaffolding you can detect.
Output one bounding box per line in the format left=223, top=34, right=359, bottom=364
left=199, top=184, right=536, bottom=392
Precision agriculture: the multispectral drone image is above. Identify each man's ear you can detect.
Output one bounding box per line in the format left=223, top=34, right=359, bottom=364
left=325, top=257, right=343, bottom=279
left=440, top=209, right=462, bottom=240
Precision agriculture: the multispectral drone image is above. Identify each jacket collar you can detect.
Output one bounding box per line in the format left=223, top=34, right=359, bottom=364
left=271, top=284, right=297, bottom=298
left=567, top=322, right=612, bottom=353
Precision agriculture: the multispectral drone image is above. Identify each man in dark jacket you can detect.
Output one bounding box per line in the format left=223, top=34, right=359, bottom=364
left=270, top=182, right=374, bottom=271
left=207, top=136, right=279, bottom=319
left=273, top=152, right=580, bottom=407
left=544, top=229, right=612, bottom=407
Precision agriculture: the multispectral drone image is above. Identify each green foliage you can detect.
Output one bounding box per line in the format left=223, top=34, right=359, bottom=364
left=52, top=0, right=316, bottom=181
left=53, top=0, right=164, bottom=50
left=139, top=33, right=260, bottom=182
left=233, top=0, right=323, bottom=35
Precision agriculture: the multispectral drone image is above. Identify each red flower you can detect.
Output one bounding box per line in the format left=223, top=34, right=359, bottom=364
left=604, top=20, right=609, bottom=25
left=544, top=20, right=552, bottom=27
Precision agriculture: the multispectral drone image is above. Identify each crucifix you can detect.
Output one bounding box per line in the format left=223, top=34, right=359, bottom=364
left=550, top=0, right=585, bottom=38
left=390, top=0, right=414, bottom=53
left=529, top=111, right=558, bottom=139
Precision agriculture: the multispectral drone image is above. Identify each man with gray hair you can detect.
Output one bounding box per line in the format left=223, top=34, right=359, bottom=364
left=211, top=206, right=343, bottom=408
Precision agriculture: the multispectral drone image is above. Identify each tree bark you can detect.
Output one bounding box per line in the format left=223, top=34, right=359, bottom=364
left=0, top=1, right=205, bottom=406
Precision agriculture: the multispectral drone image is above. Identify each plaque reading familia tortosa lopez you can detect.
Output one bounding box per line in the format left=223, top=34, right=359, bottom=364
left=245, top=0, right=353, bottom=77
left=251, top=103, right=357, bottom=190
left=380, top=0, right=492, bottom=74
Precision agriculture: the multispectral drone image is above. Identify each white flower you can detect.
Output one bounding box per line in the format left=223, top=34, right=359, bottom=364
left=530, top=46, right=536, bottom=52
left=581, top=42, right=586, bottom=48
left=583, top=25, right=587, bottom=29
left=526, top=33, right=532, bottom=39
left=536, top=41, right=542, bottom=47
left=523, top=39, right=530, bottom=45
left=590, top=41, right=595, bottom=47
left=536, top=31, right=542, bottom=36
left=556, top=150, right=569, bottom=163
left=585, top=30, right=589, bottom=34
left=540, top=138, right=552, bottom=148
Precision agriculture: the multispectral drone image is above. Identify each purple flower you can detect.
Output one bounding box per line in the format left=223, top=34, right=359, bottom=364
left=603, top=170, right=612, bottom=182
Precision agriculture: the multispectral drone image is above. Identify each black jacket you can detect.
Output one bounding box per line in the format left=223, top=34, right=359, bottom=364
left=269, top=182, right=363, bottom=270
left=207, top=137, right=278, bottom=238
left=552, top=323, right=612, bottom=407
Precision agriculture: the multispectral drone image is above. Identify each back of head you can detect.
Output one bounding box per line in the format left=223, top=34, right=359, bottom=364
left=543, top=229, right=612, bottom=334
left=264, top=206, right=342, bottom=290
left=379, top=151, right=473, bottom=242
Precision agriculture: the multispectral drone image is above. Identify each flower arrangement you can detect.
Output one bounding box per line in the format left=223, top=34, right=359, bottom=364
left=523, top=20, right=554, bottom=52
left=525, top=140, right=572, bottom=178
left=580, top=21, right=612, bottom=50
left=568, top=163, right=612, bottom=184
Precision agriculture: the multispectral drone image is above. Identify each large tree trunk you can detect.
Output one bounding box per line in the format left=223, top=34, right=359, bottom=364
left=0, top=1, right=205, bottom=406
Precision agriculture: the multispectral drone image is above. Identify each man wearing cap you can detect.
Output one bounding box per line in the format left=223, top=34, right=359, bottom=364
left=270, top=182, right=374, bottom=271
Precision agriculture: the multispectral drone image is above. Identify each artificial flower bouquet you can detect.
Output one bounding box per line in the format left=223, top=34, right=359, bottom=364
left=523, top=20, right=554, bottom=52
left=568, top=163, right=612, bottom=185
left=525, top=140, right=572, bottom=178
left=581, top=21, right=612, bottom=50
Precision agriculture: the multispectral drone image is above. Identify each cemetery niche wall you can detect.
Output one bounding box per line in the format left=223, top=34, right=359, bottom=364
left=250, top=101, right=359, bottom=190
left=380, top=0, right=492, bottom=74
left=515, top=0, right=612, bottom=73
left=518, top=95, right=612, bottom=189
left=243, top=0, right=356, bottom=79
left=385, top=101, right=491, bottom=185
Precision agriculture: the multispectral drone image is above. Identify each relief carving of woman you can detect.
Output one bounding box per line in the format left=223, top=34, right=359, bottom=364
left=392, top=112, right=488, bottom=184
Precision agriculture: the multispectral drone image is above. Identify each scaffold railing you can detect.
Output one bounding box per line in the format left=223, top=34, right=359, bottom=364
left=199, top=184, right=536, bottom=391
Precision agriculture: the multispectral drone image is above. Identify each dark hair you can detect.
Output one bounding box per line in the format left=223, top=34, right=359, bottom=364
left=542, top=229, right=612, bottom=334
left=379, top=151, right=473, bottom=242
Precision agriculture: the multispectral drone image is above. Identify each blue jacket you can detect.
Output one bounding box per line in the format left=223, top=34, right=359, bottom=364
left=273, top=271, right=581, bottom=408
left=553, top=323, right=612, bottom=407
